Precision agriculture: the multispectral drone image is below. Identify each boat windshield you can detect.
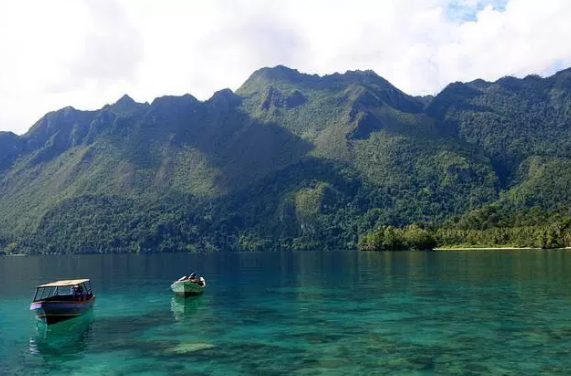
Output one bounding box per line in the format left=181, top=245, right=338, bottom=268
left=32, top=280, right=93, bottom=302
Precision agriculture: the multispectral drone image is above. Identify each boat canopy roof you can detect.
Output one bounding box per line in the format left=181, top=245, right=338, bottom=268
left=37, top=279, right=90, bottom=288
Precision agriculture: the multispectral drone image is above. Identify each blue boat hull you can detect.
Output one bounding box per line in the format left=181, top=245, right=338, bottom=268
left=30, top=297, right=96, bottom=325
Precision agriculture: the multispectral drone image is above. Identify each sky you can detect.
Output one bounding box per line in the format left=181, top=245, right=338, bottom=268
left=1, top=0, right=571, bottom=134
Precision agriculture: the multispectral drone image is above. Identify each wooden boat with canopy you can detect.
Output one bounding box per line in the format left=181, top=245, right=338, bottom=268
left=30, top=279, right=95, bottom=324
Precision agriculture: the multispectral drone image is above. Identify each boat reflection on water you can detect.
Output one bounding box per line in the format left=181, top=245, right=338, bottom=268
left=170, top=295, right=202, bottom=321
left=29, top=311, right=94, bottom=359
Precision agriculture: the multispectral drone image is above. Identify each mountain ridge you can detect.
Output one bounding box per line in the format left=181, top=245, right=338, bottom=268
left=14, top=64, right=571, bottom=137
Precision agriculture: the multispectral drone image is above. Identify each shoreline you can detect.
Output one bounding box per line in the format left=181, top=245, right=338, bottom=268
left=434, top=247, right=542, bottom=251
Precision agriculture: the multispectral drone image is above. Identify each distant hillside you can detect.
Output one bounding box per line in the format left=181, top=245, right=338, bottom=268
left=1, top=65, right=571, bottom=254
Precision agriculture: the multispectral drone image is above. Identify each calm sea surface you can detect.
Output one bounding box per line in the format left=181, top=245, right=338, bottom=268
left=1, top=250, right=570, bottom=375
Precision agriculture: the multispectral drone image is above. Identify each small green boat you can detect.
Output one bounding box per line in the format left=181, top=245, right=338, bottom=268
left=170, top=275, right=206, bottom=297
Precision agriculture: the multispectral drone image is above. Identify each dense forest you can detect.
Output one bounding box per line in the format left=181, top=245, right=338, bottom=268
left=359, top=206, right=571, bottom=251
left=1, top=66, right=571, bottom=254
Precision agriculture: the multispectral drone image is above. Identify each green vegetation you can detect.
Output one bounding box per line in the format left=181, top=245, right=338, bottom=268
left=358, top=207, right=571, bottom=251
left=359, top=225, right=436, bottom=251
left=433, top=206, right=571, bottom=249
left=2, top=66, right=571, bottom=254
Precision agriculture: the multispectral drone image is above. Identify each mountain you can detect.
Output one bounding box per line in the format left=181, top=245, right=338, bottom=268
left=1, top=65, right=571, bottom=254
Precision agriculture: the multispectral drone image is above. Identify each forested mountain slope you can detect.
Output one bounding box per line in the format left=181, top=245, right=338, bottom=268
left=1, top=66, right=570, bottom=254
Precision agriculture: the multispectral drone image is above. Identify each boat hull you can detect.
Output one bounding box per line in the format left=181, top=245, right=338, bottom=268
left=170, top=280, right=205, bottom=297
left=30, top=297, right=96, bottom=325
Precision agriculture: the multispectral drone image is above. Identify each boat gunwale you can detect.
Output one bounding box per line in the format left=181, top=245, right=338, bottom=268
left=31, top=296, right=96, bottom=305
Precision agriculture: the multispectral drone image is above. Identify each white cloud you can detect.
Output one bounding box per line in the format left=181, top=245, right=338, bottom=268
left=1, top=0, right=571, bottom=134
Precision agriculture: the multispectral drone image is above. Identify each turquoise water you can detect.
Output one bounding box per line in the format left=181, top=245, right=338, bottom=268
left=1, top=250, right=571, bottom=375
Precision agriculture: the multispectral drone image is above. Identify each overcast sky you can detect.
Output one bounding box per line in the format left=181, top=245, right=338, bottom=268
left=2, top=0, right=571, bottom=134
